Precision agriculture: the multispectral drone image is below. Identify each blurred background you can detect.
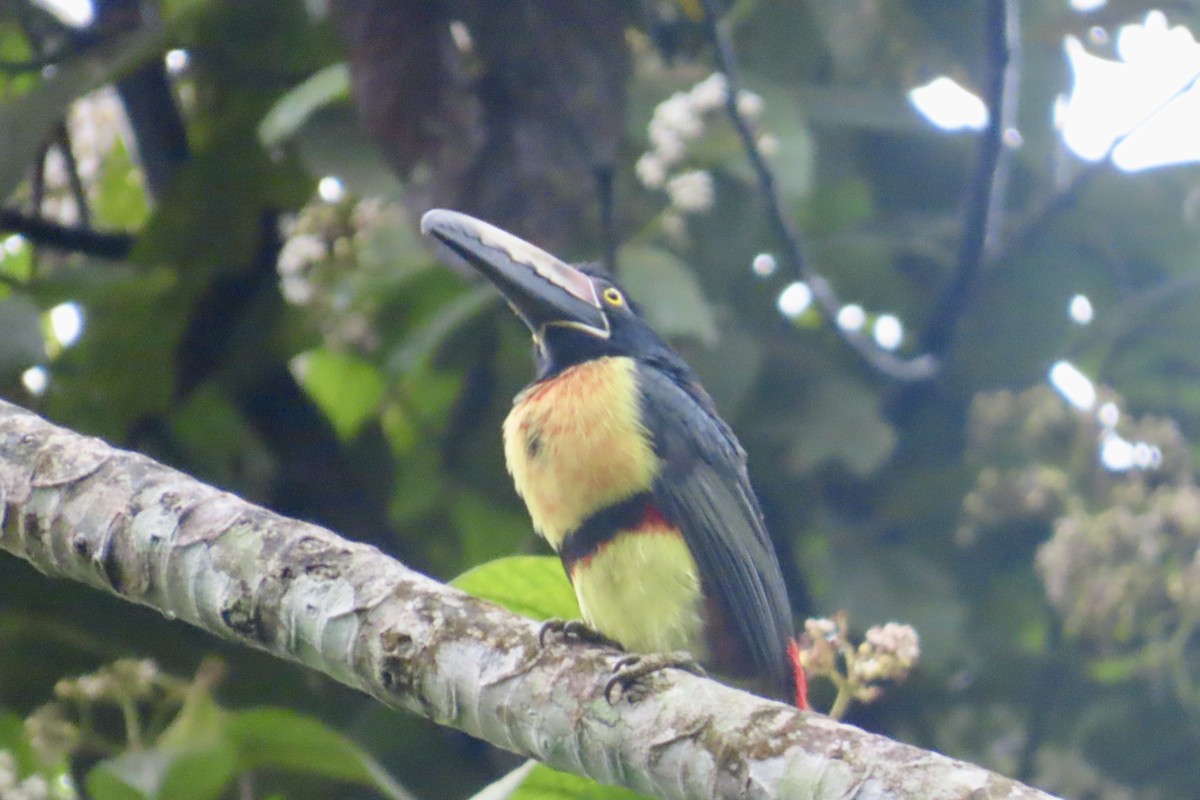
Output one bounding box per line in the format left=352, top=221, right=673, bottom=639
left=2, top=1, right=1200, bottom=798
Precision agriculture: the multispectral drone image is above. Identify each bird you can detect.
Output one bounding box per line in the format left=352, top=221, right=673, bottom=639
left=420, top=209, right=806, bottom=709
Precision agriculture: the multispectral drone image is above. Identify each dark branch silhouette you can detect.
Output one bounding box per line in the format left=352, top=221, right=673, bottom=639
left=56, top=121, right=92, bottom=229
left=0, top=208, right=133, bottom=259
left=992, top=64, right=1200, bottom=272
left=921, top=0, right=1019, bottom=358
left=698, top=0, right=937, bottom=382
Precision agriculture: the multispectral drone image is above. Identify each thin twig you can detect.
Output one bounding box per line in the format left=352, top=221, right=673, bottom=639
left=920, top=0, right=1018, bottom=358
left=0, top=208, right=132, bottom=259
left=986, top=0, right=1021, bottom=258
left=697, top=0, right=936, bottom=382
left=55, top=121, right=92, bottom=228
left=989, top=63, right=1200, bottom=271
left=0, top=53, right=63, bottom=72
left=17, top=2, right=50, bottom=223
left=31, top=140, right=48, bottom=217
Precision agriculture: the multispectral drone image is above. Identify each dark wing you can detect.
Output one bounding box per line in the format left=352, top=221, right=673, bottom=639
left=635, top=363, right=794, bottom=699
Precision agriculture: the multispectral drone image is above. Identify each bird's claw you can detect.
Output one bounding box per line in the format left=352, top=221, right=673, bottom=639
left=604, top=651, right=706, bottom=704
left=538, top=618, right=623, bottom=650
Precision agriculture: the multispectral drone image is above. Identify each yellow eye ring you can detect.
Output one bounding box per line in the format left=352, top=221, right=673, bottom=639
left=603, top=287, right=624, bottom=306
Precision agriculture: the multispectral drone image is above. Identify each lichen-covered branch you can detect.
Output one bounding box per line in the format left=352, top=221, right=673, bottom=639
left=0, top=399, right=1060, bottom=800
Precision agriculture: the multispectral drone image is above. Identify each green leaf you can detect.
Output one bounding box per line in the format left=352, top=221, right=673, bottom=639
left=394, top=360, right=464, bottom=427
left=169, top=385, right=271, bottom=491
left=1088, top=654, right=1143, bottom=685
left=472, top=762, right=654, bottom=800
left=452, top=491, right=540, bottom=567
left=358, top=214, right=434, bottom=278
left=509, top=764, right=652, bottom=800
left=798, top=179, right=873, bottom=236
left=684, top=326, right=763, bottom=416
left=226, top=708, right=410, bottom=800
left=42, top=266, right=182, bottom=439
left=0, top=294, right=45, bottom=377
left=294, top=347, right=385, bottom=441
left=92, top=138, right=151, bottom=230
left=617, top=245, right=717, bottom=345
left=154, top=745, right=239, bottom=800
left=290, top=105, right=405, bottom=197
left=258, top=62, right=351, bottom=147
left=738, top=83, right=814, bottom=202
left=385, top=285, right=496, bottom=375
left=0, top=711, right=37, bottom=777
left=87, top=744, right=237, bottom=800
left=794, top=85, right=928, bottom=133
left=87, top=683, right=239, bottom=800
left=452, top=556, right=581, bottom=622
left=157, top=683, right=228, bottom=749
left=132, top=140, right=308, bottom=273
left=90, top=699, right=408, bottom=800
left=0, top=234, right=32, bottom=282
left=159, top=0, right=219, bottom=19
left=785, top=376, right=895, bottom=476
left=387, top=442, right=444, bottom=525
left=953, top=234, right=1080, bottom=389
left=1094, top=276, right=1200, bottom=431
left=468, top=760, right=538, bottom=800
left=87, top=752, right=161, bottom=800
left=0, top=26, right=164, bottom=202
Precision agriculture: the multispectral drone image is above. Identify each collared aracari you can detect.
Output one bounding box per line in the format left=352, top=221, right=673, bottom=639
left=421, top=209, right=807, bottom=709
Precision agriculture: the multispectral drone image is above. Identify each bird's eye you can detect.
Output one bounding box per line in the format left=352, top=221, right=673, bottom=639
left=603, top=287, right=624, bottom=306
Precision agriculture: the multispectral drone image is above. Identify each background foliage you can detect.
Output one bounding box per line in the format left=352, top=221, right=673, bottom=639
left=2, top=1, right=1199, bottom=798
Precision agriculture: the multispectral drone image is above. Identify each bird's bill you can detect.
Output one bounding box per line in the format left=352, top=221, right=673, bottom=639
left=420, top=209, right=610, bottom=340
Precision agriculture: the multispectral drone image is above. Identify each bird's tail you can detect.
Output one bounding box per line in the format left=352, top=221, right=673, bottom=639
left=786, top=638, right=809, bottom=710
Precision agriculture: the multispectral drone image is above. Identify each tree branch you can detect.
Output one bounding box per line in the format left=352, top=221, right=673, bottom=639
left=921, top=0, right=1019, bottom=357
left=94, top=0, right=191, bottom=200
left=990, top=64, right=1200, bottom=272
left=0, top=208, right=133, bottom=259
left=697, top=0, right=937, bottom=383
left=55, top=120, right=93, bottom=228
left=0, top=398, right=1060, bottom=800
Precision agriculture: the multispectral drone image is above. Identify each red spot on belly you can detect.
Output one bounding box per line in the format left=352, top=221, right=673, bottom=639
left=568, top=502, right=681, bottom=580
left=641, top=503, right=671, bottom=530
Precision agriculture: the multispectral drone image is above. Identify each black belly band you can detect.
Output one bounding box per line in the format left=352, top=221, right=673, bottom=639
left=558, top=491, right=657, bottom=574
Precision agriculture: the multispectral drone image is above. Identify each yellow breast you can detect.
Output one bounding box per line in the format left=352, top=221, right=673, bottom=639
left=570, top=528, right=707, bottom=657
left=502, top=357, right=660, bottom=550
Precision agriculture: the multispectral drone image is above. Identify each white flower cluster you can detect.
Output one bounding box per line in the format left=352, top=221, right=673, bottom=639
left=66, top=87, right=127, bottom=187
left=275, top=194, right=404, bottom=350
left=276, top=195, right=390, bottom=306
left=798, top=614, right=921, bottom=712
left=665, top=169, right=714, bottom=214
left=852, top=622, right=921, bottom=685
left=23, top=704, right=77, bottom=778
left=0, top=752, right=51, bottom=800
left=798, top=616, right=841, bottom=674
left=277, top=230, right=328, bottom=304
left=636, top=72, right=765, bottom=222
left=52, top=658, right=160, bottom=703
left=37, top=87, right=133, bottom=226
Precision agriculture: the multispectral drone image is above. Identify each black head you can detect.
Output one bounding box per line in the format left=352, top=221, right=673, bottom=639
left=421, top=209, right=688, bottom=381
left=532, top=262, right=686, bottom=379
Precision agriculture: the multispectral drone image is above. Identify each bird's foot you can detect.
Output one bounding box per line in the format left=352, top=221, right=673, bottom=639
left=604, top=651, right=706, bottom=704
left=538, top=618, right=623, bottom=650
